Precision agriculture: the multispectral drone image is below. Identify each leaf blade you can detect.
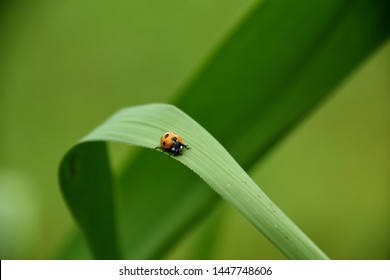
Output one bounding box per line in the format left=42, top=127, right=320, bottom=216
left=60, top=142, right=120, bottom=259
left=60, top=103, right=328, bottom=259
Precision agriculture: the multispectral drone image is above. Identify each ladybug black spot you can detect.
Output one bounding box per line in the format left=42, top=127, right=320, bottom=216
left=164, top=133, right=169, bottom=138
left=171, top=136, right=177, bottom=142
left=162, top=141, right=166, bottom=146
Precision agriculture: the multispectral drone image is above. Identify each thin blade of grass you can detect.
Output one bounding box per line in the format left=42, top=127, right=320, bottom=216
left=60, top=142, right=120, bottom=259
left=60, top=103, right=328, bottom=259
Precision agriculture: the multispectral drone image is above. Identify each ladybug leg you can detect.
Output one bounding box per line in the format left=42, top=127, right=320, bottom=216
left=153, top=146, right=165, bottom=153
left=161, top=149, right=172, bottom=158
left=155, top=146, right=169, bottom=157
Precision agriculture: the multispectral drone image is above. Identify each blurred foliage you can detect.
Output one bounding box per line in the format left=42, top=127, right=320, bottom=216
left=0, top=0, right=389, bottom=259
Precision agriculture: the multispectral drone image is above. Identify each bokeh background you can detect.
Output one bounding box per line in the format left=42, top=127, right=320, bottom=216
left=0, top=0, right=389, bottom=259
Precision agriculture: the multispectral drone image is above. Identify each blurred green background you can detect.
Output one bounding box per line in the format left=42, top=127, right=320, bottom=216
left=0, top=0, right=389, bottom=259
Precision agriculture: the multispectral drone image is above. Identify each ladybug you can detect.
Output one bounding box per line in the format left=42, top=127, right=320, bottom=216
left=157, top=131, right=188, bottom=156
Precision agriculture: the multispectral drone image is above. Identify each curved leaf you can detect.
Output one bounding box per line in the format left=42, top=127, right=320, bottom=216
left=60, top=103, right=328, bottom=259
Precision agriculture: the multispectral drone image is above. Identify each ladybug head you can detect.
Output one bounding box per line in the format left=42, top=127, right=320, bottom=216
left=170, top=141, right=184, bottom=156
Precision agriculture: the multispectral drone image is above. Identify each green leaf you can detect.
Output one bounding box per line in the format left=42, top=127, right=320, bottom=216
left=177, top=0, right=390, bottom=167
left=60, top=142, right=120, bottom=259
left=58, top=0, right=390, bottom=259
left=60, top=103, right=328, bottom=259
